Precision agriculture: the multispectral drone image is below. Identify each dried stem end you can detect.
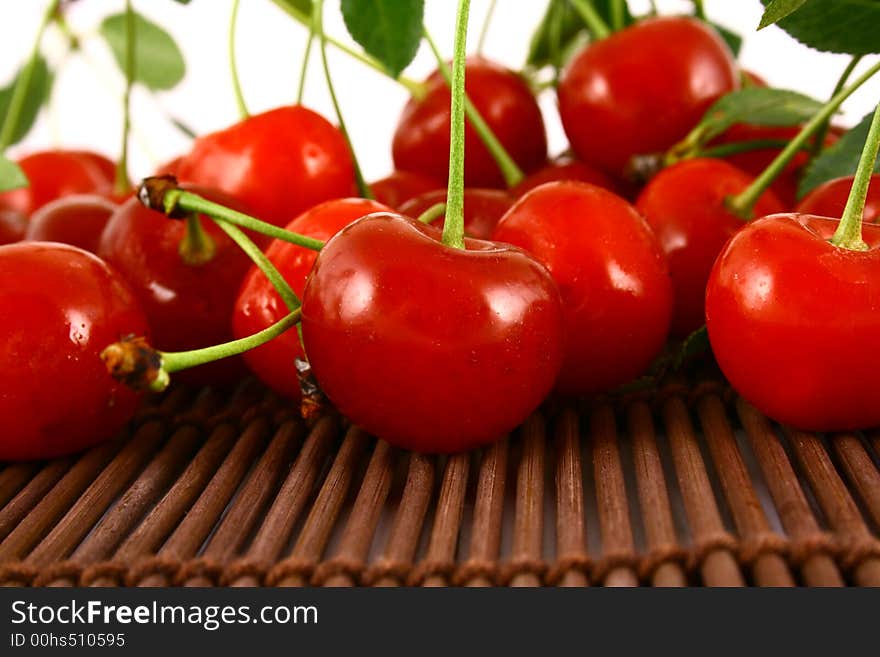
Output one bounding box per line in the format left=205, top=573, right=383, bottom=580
left=296, top=357, right=328, bottom=421
left=101, top=335, right=169, bottom=393
left=137, top=175, right=188, bottom=219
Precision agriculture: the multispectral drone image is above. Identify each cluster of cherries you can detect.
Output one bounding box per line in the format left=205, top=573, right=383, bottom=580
left=3, top=11, right=880, bottom=463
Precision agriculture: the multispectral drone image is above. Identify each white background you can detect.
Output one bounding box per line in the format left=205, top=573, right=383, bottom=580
left=2, top=0, right=879, bottom=182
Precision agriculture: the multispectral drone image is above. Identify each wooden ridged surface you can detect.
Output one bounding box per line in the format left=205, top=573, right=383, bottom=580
left=1, top=380, right=878, bottom=587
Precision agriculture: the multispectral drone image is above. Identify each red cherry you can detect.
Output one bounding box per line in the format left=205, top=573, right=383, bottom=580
left=155, top=155, right=183, bottom=177
left=635, top=158, right=784, bottom=336
left=0, top=150, right=116, bottom=216
left=233, top=197, right=392, bottom=399
left=0, top=242, right=148, bottom=460
left=25, top=194, right=117, bottom=254
left=558, top=17, right=738, bottom=176
left=301, top=213, right=564, bottom=452
left=796, top=174, right=880, bottom=224
left=68, top=150, right=117, bottom=183
left=177, top=106, right=356, bottom=226
left=0, top=209, right=27, bottom=245
left=99, top=185, right=262, bottom=386
left=393, top=57, right=547, bottom=189
left=493, top=181, right=673, bottom=395
left=706, top=213, right=880, bottom=430
left=741, top=70, right=768, bottom=87
left=370, top=170, right=441, bottom=209
left=398, top=188, right=513, bottom=239
left=511, top=159, right=627, bottom=198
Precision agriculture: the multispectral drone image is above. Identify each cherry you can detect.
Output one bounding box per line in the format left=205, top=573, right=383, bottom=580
left=0, top=150, right=117, bottom=216
left=25, top=194, right=117, bottom=254
left=510, top=158, right=627, bottom=198
left=301, top=212, right=564, bottom=452
left=370, top=170, right=441, bottom=210
left=176, top=106, right=356, bottom=227
left=0, top=209, right=27, bottom=245
left=635, top=158, right=784, bottom=336
left=398, top=187, right=513, bottom=239
left=392, top=57, right=547, bottom=189
left=0, top=242, right=148, bottom=460
left=155, top=155, right=183, bottom=177
left=98, top=185, right=262, bottom=386
left=558, top=17, right=738, bottom=177
left=493, top=181, right=673, bottom=396
left=796, top=174, right=880, bottom=224
left=233, top=197, right=392, bottom=399
left=706, top=213, right=880, bottom=430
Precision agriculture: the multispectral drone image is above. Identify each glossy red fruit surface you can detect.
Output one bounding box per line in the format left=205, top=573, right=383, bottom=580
left=233, top=197, right=392, bottom=399
left=635, top=158, right=784, bottom=336
left=176, top=106, right=356, bottom=226
left=26, top=194, right=117, bottom=253
left=558, top=17, right=738, bottom=177
left=0, top=209, right=27, bottom=245
left=796, top=175, right=880, bottom=224
left=0, top=150, right=116, bottom=216
left=398, top=188, right=513, bottom=239
left=99, top=186, right=260, bottom=386
left=370, top=170, right=440, bottom=209
left=301, top=213, right=564, bottom=453
left=494, top=181, right=673, bottom=396
left=393, top=57, right=547, bottom=189
left=511, top=159, right=625, bottom=198
left=0, top=242, right=148, bottom=460
left=706, top=214, right=880, bottom=431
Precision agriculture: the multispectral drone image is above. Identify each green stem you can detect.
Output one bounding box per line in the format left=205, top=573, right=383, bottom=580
left=549, top=0, right=564, bottom=85
left=315, top=0, right=372, bottom=199
left=268, top=0, right=427, bottom=100
left=831, top=102, right=880, bottom=251
left=229, top=0, right=250, bottom=119
left=727, top=59, right=880, bottom=218
left=692, top=0, right=706, bottom=20
left=423, top=28, right=525, bottom=188
left=296, top=16, right=315, bottom=104
left=696, top=139, right=804, bottom=159
left=114, top=0, right=135, bottom=195
left=442, top=0, right=471, bottom=250
left=610, top=0, right=626, bottom=30
left=810, top=55, right=862, bottom=161
left=0, top=0, right=58, bottom=151
left=416, top=202, right=447, bottom=224
left=477, top=0, right=497, bottom=55
left=178, top=214, right=217, bottom=266
left=568, top=0, right=611, bottom=40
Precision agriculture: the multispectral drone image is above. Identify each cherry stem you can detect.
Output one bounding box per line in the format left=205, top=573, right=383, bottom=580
left=568, top=0, right=611, bottom=40
left=296, top=13, right=316, bottom=104
left=229, top=0, right=250, bottom=120
left=610, top=0, right=626, bottom=30
left=137, top=176, right=325, bottom=251
left=692, top=0, right=706, bottom=20
left=0, top=0, right=58, bottom=152
left=831, top=102, right=880, bottom=251
left=423, top=28, right=525, bottom=188
left=810, top=55, right=862, bottom=162
left=727, top=59, right=880, bottom=218
left=416, top=202, right=447, bottom=225
left=696, top=139, right=806, bottom=159
left=315, top=0, right=372, bottom=200
left=267, top=0, right=427, bottom=100
left=113, top=0, right=135, bottom=195
left=477, top=0, right=497, bottom=55
left=178, top=214, right=216, bottom=266
left=442, top=0, right=471, bottom=250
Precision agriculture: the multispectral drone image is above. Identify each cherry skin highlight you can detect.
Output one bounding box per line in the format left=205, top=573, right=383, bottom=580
left=635, top=158, right=784, bottom=336
left=233, top=197, right=392, bottom=399
left=0, top=242, right=148, bottom=460
left=301, top=213, right=564, bottom=453
left=493, top=181, right=673, bottom=396
left=706, top=214, right=880, bottom=431
left=796, top=174, right=880, bottom=224
left=26, top=194, right=118, bottom=254
left=398, top=187, right=513, bottom=239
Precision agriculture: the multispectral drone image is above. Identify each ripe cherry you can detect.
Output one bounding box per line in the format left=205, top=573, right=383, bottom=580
left=493, top=181, right=673, bottom=396
left=99, top=185, right=262, bottom=386
left=176, top=106, right=356, bottom=226
left=25, top=194, right=117, bottom=254
left=0, top=242, right=148, bottom=460
left=706, top=213, right=880, bottom=430
left=301, top=212, right=564, bottom=452
left=233, top=197, right=392, bottom=399
left=510, top=158, right=627, bottom=199
left=796, top=174, right=880, bottom=223
left=393, top=57, right=547, bottom=189
left=635, top=158, right=784, bottom=336
left=0, top=150, right=116, bottom=216
left=370, top=170, right=441, bottom=210
left=0, top=209, right=27, bottom=245
left=558, top=17, right=738, bottom=177
left=398, top=188, right=513, bottom=239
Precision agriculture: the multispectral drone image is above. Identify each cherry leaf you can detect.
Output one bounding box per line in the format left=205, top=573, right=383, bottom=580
left=758, top=0, right=807, bottom=29
left=340, top=0, right=424, bottom=78
left=0, top=155, right=27, bottom=193
left=0, top=55, right=53, bottom=147
left=760, top=0, right=880, bottom=55
left=695, top=88, right=824, bottom=143
left=100, top=12, right=185, bottom=91
left=799, top=111, right=880, bottom=198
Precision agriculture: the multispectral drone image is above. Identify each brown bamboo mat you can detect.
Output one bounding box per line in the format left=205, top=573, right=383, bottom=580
left=1, top=379, right=878, bottom=587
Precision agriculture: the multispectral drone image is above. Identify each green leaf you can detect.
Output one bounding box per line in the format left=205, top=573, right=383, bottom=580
left=799, top=111, right=880, bottom=197
left=760, top=0, right=880, bottom=55
left=340, top=0, right=424, bottom=78
left=0, top=55, right=53, bottom=147
left=0, top=155, right=28, bottom=193
left=758, top=0, right=807, bottom=29
left=100, top=12, right=185, bottom=90
left=696, top=88, right=824, bottom=143
left=711, top=22, right=742, bottom=57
